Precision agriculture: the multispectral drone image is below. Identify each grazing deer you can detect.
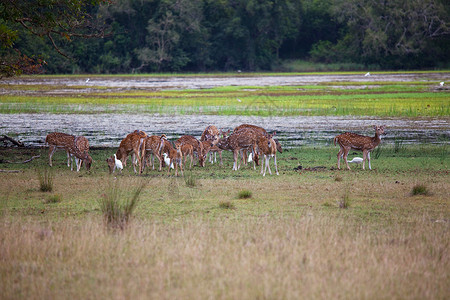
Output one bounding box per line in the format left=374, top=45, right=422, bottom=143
left=140, top=134, right=166, bottom=173
left=46, top=132, right=92, bottom=172
left=334, top=125, right=386, bottom=170
left=234, top=124, right=283, bottom=154
left=161, top=136, right=183, bottom=176
left=180, top=143, right=194, bottom=168
left=107, top=130, right=147, bottom=174
left=201, top=125, right=225, bottom=165
left=217, top=128, right=259, bottom=171
left=256, top=133, right=279, bottom=176
left=175, top=135, right=205, bottom=167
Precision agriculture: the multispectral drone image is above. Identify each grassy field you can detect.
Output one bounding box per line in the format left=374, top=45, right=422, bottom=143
left=1, top=144, right=449, bottom=299
left=1, top=73, right=449, bottom=116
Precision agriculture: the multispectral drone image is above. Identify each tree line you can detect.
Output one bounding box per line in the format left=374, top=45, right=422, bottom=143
left=1, top=0, right=449, bottom=76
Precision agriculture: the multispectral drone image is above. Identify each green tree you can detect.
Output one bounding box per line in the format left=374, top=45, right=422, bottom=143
left=0, top=0, right=109, bottom=77
left=328, top=0, right=450, bottom=67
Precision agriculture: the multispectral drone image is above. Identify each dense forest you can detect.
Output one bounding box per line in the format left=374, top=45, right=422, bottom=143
left=2, top=0, right=450, bottom=75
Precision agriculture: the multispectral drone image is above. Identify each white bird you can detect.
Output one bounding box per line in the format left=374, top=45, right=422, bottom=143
left=113, top=154, right=123, bottom=172
left=237, top=98, right=242, bottom=102
left=248, top=152, right=253, bottom=163
left=85, top=78, right=90, bottom=83
left=348, top=157, right=364, bottom=164
left=163, top=153, right=174, bottom=169
left=440, top=82, right=444, bottom=86
left=364, top=72, right=370, bottom=77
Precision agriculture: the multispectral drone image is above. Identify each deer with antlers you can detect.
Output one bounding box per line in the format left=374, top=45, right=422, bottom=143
left=46, top=132, right=92, bottom=172
left=107, top=130, right=147, bottom=174
left=217, top=128, right=260, bottom=171
left=255, top=133, right=279, bottom=176
left=334, top=125, right=386, bottom=170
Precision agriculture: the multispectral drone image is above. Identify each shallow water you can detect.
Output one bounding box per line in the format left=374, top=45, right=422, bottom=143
left=0, top=113, right=448, bottom=148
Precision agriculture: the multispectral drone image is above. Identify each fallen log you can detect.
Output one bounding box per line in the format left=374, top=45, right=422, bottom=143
left=0, top=135, right=25, bottom=147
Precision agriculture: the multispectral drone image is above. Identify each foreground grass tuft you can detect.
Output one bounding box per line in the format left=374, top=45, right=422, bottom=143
left=99, top=180, right=146, bottom=230
left=184, top=171, right=197, bottom=188
left=338, top=189, right=351, bottom=209
left=238, top=190, right=252, bottom=199
left=411, top=184, right=430, bottom=196
left=37, top=168, right=53, bottom=192
left=44, top=194, right=62, bottom=204
left=219, top=200, right=235, bottom=209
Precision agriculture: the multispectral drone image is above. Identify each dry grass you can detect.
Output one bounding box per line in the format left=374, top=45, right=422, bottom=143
left=0, top=146, right=448, bottom=299
left=0, top=214, right=448, bottom=299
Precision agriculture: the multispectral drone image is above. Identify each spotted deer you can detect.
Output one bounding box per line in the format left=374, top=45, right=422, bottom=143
left=180, top=143, right=194, bottom=168
left=161, top=136, right=183, bottom=176
left=201, top=125, right=224, bottom=165
left=334, top=125, right=386, bottom=170
left=140, top=134, right=166, bottom=173
left=175, top=135, right=205, bottom=167
left=46, top=132, right=92, bottom=172
left=234, top=124, right=283, bottom=153
left=107, top=130, right=147, bottom=174
left=255, top=133, right=279, bottom=176
left=217, top=128, right=259, bottom=171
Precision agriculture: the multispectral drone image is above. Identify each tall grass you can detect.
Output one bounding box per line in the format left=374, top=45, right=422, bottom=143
left=99, top=180, right=146, bottom=230
left=0, top=214, right=448, bottom=299
left=37, top=167, right=53, bottom=192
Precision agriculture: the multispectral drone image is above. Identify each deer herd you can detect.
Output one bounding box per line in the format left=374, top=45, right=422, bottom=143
left=45, top=124, right=386, bottom=175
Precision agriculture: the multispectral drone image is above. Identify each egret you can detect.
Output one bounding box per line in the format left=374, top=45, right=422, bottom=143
left=237, top=98, right=242, bottom=102
left=440, top=82, right=444, bottom=86
left=85, top=78, right=90, bottom=83
left=348, top=157, right=364, bottom=164
left=113, top=154, right=123, bottom=172
left=364, top=72, right=370, bottom=77
left=163, top=153, right=174, bottom=169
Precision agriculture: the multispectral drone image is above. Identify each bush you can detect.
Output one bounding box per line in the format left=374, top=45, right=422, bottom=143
left=184, top=171, right=197, bottom=188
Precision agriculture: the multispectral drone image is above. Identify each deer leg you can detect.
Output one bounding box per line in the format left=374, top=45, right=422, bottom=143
left=274, top=155, right=279, bottom=175
left=337, top=147, right=343, bottom=169
left=367, top=152, right=372, bottom=170
left=233, top=150, right=239, bottom=171
left=266, top=156, right=272, bottom=175
left=260, top=153, right=265, bottom=175
left=343, top=148, right=350, bottom=170
left=48, top=145, right=57, bottom=166
left=362, top=150, right=367, bottom=170
left=219, top=151, right=223, bottom=166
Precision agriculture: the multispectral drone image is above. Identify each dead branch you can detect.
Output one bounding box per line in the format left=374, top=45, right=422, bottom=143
left=0, top=135, right=25, bottom=147
left=4, top=155, right=40, bottom=164
left=0, top=169, right=23, bottom=173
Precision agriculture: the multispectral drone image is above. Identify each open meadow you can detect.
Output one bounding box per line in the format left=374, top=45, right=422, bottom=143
left=0, top=72, right=449, bottom=299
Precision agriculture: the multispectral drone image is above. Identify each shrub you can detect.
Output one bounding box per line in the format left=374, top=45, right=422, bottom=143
left=238, top=190, right=252, bottom=199
left=99, top=180, right=146, bottom=230
left=38, top=168, right=53, bottom=192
